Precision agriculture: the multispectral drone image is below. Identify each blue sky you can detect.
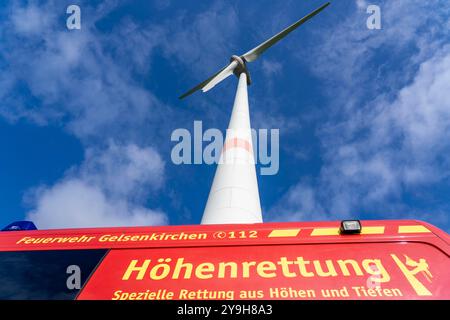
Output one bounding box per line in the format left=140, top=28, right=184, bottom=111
left=1, top=0, right=449, bottom=232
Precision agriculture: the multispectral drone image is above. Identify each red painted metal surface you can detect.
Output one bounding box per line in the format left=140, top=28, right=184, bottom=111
left=0, top=220, right=448, bottom=252
left=0, top=219, right=449, bottom=300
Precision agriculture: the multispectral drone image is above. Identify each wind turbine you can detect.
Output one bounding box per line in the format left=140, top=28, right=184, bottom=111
left=180, top=2, right=330, bottom=225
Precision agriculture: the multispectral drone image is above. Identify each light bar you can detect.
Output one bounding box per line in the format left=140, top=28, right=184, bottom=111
left=340, top=220, right=362, bottom=235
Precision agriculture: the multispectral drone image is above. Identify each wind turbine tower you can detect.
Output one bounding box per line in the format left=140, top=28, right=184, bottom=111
left=180, top=2, right=330, bottom=225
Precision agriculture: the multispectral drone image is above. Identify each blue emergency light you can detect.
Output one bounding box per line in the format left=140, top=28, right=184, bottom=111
left=2, top=221, right=37, bottom=232
left=339, top=220, right=362, bottom=234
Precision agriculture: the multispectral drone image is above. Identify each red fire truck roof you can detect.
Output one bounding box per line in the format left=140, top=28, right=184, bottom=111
left=0, top=219, right=448, bottom=253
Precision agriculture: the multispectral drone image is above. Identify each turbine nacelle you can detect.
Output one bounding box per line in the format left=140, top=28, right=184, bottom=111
left=230, top=55, right=251, bottom=85
left=179, top=2, right=330, bottom=100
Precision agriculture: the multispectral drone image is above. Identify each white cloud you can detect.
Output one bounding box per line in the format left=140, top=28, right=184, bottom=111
left=302, top=1, right=449, bottom=99
left=82, top=141, right=165, bottom=199
left=270, top=1, right=450, bottom=229
left=314, top=40, right=450, bottom=214
left=269, top=183, right=328, bottom=222
left=0, top=0, right=243, bottom=135
left=0, top=0, right=248, bottom=229
left=154, top=0, right=171, bottom=11
left=261, top=60, right=282, bottom=77
left=356, top=0, right=369, bottom=10
left=313, top=47, right=450, bottom=221
left=27, top=179, right=167, bottom=229
left=0, top=2, right=175, bottom=228
left=26, top=142, right=168, bottom=229
left=159, top=1, right=239, bottom=74
left=0, top=2, right=166, bottom=140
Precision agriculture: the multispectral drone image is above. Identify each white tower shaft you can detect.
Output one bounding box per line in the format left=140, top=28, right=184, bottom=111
left=201, top=73, right=263, bottom=224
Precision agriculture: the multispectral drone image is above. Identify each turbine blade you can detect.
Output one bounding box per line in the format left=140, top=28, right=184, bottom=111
left=179, top=61, right=238, bottom=100
left=202, top=61, right=237, bottom=92
left=241, top=2, right=330, bottom=62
